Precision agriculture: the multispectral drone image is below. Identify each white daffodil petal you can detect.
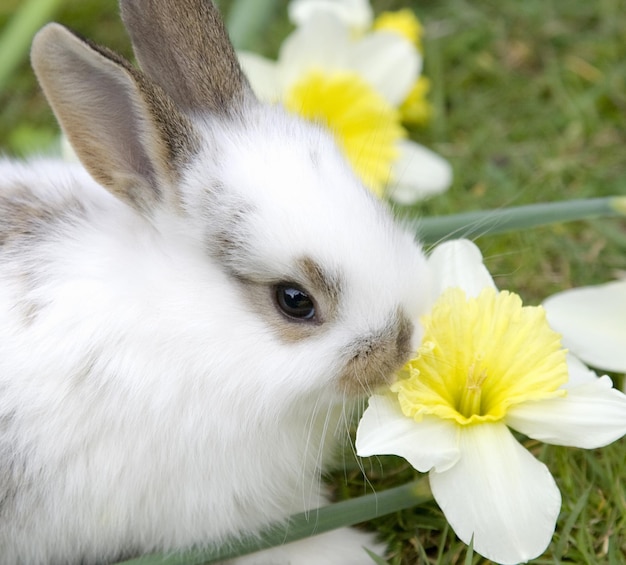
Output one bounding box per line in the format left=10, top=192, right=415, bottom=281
left=387, top=140, right=452, bottom=204
left=288, top=0, right=373, bottom=32
left=347, top=32, right=420, bottom=105
left=430, top=423, right=561, bottom=565
left=237, top=52, right=281, bottom=102
left=279, top=13, right=350, bottom=90
left=564, top=353, right=600, bottom=388
left=355, top=394, right=460, bottom=473
left=427, top=239, right=497, bottom=299
left=506, top=375, right=626, bottom=448
left=543, top=280, right=626, bottom=373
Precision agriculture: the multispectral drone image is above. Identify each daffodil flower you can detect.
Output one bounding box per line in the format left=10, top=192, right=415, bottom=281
left=287, top=0, right=431, bottom=125
left=356, top=239, right=626, bottom=565
left=543, top=280, right=626, bottom=379
left=238, top=12, right=452, bottom=204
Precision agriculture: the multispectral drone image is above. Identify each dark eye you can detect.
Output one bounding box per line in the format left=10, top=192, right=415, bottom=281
left=274, top=284, right=316, bottom=321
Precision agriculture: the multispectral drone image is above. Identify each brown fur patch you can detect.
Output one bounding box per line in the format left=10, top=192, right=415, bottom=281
left=0, top=186, right=86, bottom=249
left=0, top=187, right=86, bottom=325
left=234, top=256, right=343, bottom=342
left=337, top=311, right=414, bottom=395
left=298, top=256, right=342, bottom=312
left=207, top=185, right=256, bottom=267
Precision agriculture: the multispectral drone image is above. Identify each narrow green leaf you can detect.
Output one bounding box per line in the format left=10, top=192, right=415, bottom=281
left=553, top=486, right=592, bottom=559
left=417, top=196, right=626, bottom=244
left=434, top=523, right=450, bottom=565
left=364, top=546, right=392, bottom=565
left=116, top=479, right=432, bottom=564
left=0, top=0, right=62, bottom=93
left=464, top=535, right=474, bottom=565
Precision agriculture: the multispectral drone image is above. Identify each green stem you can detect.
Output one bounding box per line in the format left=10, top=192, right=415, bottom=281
left=0, top=0, right=62, bottom=94
left=418, top=196, right=626, bottom=244
left=226, top=0, right=281, bottom=50
left=116, top=479, right=432, bottom=564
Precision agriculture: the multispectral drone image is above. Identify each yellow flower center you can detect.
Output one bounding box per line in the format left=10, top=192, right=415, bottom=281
left=373, top=10, right=424, bottom=50
left=391, top=287, right=568, bottom=426
left=284, top=69, right=405, bottom=197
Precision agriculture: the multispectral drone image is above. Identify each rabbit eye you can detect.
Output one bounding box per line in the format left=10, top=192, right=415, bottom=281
left=274, top=284, right=317, bottom=321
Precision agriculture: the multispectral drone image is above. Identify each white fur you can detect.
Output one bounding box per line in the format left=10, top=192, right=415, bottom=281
left=0, top=110, right=429, bottom=564
left=0, top=7, right=432, bottom=565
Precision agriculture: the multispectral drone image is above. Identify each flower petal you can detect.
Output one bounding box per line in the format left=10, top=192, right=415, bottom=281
left=427, top=239, right=497, bottom=299
left=346, top=32, right=421, bottom=105
left=355, top=394, right=460, bottom=473
left=387, top=140, right=452, bottom=204
left=506, top=375, right=626, bottom=448
left=288, top=0, right=373, bottom=32
left=237, top=52, right=281, bottom=101
left=543, top=280, right=626, bottom=373
left=430, top=423, right=561, bottom=565
left=278, top=13, right=350, bottom=91
left=564, top=353, right=600, bottom=388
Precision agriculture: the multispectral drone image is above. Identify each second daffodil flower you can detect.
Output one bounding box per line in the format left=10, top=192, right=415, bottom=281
left=237, top=4, right=452, bottom=204
left=356, top=239, right=626, bottom=565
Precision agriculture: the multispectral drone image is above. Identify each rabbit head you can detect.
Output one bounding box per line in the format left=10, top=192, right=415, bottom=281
left=30, top=0, right=431, bottom=411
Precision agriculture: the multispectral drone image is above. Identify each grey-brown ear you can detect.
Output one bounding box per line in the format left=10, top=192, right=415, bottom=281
left=31, top=23, right=199, bottom=215
left=120, top=0, right=254, bottom=115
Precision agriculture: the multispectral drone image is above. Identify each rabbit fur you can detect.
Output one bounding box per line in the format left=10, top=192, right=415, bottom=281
left=0, top=0, right=432, bottom=563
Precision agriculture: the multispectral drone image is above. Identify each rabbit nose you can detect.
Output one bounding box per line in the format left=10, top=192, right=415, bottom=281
left=337, top=311, right=415, bottom=394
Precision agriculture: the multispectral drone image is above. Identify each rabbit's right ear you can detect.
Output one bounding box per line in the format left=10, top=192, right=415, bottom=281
left=31, top=23, right=199, bottom=215
left=120, top=0, right=254, bottom=115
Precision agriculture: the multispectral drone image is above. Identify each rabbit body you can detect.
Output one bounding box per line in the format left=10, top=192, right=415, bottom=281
left=0, top=1, right=431, bottom=563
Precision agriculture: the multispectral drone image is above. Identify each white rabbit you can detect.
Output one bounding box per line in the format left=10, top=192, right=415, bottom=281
left=0, top=0, right=432, bottom=563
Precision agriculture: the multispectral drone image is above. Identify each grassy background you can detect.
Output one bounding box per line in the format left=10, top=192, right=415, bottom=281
left=1, top=0, right=625, bottom=563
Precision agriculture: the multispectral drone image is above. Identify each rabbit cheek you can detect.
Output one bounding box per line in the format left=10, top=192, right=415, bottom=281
left=337, top=311, right=414, bottom=395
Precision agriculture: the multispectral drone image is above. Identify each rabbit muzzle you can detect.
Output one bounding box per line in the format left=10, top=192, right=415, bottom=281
left=337, top=310, right=414, bottom=394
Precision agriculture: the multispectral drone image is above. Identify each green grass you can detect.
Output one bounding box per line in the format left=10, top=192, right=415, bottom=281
left=1, top=0, right=625, bottom=564
left=411, top=0, right=626, bottom=298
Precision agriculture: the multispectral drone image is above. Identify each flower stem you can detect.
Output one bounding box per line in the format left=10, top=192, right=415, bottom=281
left=417, top=196, right=626, bottom=244
left=115, top=479, right=432, bottom=564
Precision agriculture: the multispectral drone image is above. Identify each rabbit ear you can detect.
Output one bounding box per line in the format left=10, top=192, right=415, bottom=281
left=31, top=23, right=199, bottom=215
left=120, top=0, right=254, bottom=115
